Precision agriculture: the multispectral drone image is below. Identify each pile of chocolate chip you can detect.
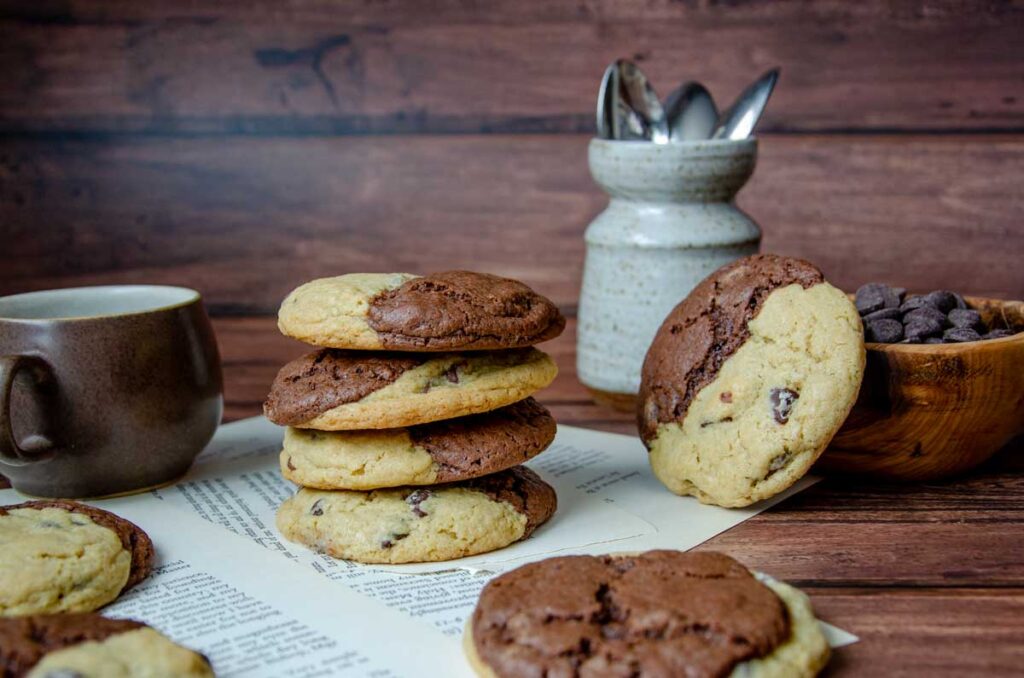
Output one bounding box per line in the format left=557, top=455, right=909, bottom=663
left=855, top=283, right=1016, bottom=344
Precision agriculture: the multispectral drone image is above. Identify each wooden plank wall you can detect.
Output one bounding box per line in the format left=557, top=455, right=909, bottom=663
left=1, top=0, right=1023, bottom=418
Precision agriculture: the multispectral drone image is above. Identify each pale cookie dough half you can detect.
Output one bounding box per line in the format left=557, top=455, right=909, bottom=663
left=281, top=398, right=556, bottom=490
left=464, top=551, right=830, bottom=678
left=0, top=502, right=154, bottom=616
left=264, top=347, right=558, bottom=430
left=278, top=271, right=565, bottom=351
left=639, top=254, right=865, bottom=507
left=27, top=627, right=214, bottom=678
left=276, top=466, right=556, bottom=564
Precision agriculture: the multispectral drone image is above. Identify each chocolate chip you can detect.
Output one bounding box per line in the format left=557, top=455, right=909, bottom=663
left=944, top=327, right=982, bottom=343
left=904, top=306, right=948, bottom=328
left=310, top=499, right=325, bottom=516
left=700, top=416, right=733, bottom=428
left=286, top=456, right=296, bottom=471
left=925, top=290, right=958, bottom=314
left=863, top=308, right=902, bottom=322
left=855, top=283, right=900, bottom=315
left=984, top=329, right=1015, bottom=340
left=719, top=391, right=733, bottom=403
left=769, top=388, right=799, bottom=425
left=947, top=308, right=983, bottom=331
left=405, top=489, right=432, bottom=517
left=765, top=451, right=792, bottom=477
left=865, top=318, right=903, bottom=343
left=380, top=533, right=409, bottom=549
left=904, top=316, right=944, bottom=342
left=43, top=671, right=86, bottom=678
left=445, top=361, right=465, bottom=384
left=899, top=296, right=932, bottom=314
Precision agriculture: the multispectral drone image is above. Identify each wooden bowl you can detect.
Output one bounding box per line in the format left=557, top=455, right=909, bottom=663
left=820, top=296, right=1024, bottom=481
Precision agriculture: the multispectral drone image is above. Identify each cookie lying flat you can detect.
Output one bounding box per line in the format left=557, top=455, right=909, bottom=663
left=1, top=614, right=213, bottom=677
left=276, top=466, right=556, bottom=564
left=0, top=501, right=154, bottom=616
left=264, top=348, right=557, bottom=430
left=281, top=398, right=556, bottom=490
left=278, top=271, right=565, bottom=351
left=466, top=550, right=830, bottom=678
left=638, top=254, right=865, bottom=507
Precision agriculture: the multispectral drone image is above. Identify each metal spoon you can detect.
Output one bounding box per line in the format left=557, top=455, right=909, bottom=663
left=712, top=68, right=780, bottom=140
left=595, top=62, right=617, bottom=139
left=663, top=81, right=718, bottom=141
left=614, top=59, right=668, bottom=142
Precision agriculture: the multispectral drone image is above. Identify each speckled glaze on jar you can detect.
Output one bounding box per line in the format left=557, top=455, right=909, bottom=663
left=577, top=138, right=761, bottom=404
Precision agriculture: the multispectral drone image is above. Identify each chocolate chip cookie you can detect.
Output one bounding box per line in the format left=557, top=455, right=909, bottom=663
left=1, top=614, right=213, bottom=677
left=638, top=254, right=865, bottom=507
left=278, top=271, right=565, bottom=351
left=0, top=501, right=154, bottom=616
left=276, top=466, right=556, bottom=564
left=466, top=550, right=830, bottom=678
left=264, top=348, right=557, bottom=430
left=281, top=398, right=556, bottom=490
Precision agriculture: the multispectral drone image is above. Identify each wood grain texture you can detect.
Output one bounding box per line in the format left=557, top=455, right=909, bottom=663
left=1, top=1, right=1022, bottom=134
left=2, top=134, right=1023, bottom=315
left=812, top=589, right=1024, bottom=675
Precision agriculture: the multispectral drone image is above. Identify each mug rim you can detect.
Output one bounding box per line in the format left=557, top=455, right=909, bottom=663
left=0, top=285, right=201, bottom=322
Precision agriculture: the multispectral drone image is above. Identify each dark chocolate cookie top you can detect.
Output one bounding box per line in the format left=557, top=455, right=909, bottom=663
left=462, top=465, right=556, bottom=537
left=0, top=500, right=154, bottom=591
left=410, top=398, right=556, bottom=482
left=638, top=254, right=824, bottom=443
left=367, top=271, right=565, bottom=350
left=472, top=550, right=790, bottom=678
left=264, top=349, right=426, bottom=426
left=0, top=613, right=144, bottom=676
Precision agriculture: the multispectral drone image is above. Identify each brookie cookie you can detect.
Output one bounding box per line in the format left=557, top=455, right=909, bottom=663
left=278, top=271, right=565, bottom=351
left=466, top=550, right=830, bottom=678
left=264, top=347, right=557, bottom=430
left=275, top=466, right=556, bottom=564
left=281, top=398, right=557, bottom=490
left=0, top=501, right=154, bottom=616
left=638, top=254, right=865, bottom=507
left=1, top=613, right=214, bottom=677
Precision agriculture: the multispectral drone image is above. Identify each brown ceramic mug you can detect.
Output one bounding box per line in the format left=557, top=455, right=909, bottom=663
left=0, top=285, right=223, bottom=497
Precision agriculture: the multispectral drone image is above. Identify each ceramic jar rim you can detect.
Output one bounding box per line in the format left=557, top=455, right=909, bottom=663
left=589, top=136, right=757, bottom=159
left=0, top=285, right=201, bottom=323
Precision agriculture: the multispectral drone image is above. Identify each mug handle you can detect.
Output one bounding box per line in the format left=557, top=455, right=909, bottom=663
left=0, top=355, right=56, bottom=466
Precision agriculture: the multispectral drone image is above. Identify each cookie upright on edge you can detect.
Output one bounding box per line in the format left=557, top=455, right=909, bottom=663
left=465, top=550, right=831, bottom=678
left=276, top=466, right=556, bottom=564
left=638, top=254, right=865, bottom=507
left=0, top=501, right=154, bottom=616
left=278, top=271, right=566, bottom=351
left=263, top=347, right=558, bottom=430
left=281, top=398, right=557, bottom=490
left=0, top=614, right=213, bottom=677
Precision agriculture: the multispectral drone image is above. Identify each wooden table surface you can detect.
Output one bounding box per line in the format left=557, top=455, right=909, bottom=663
left=209, top=315, right=1024, bottom=677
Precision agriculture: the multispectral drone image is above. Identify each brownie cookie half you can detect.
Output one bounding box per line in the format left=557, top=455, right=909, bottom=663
left=264, top=348, right=557, bottom=430
left=466, top=550, right=830, bottom=678
left=0, top=501, right=154, bottom=616
left=1, top=614, right=213, bottom=677
left=638, top=254, right=865, bottom=507
left=276, top=466, right=556, bottom=564
left=281, top=398, right=556, bottom=490
left=278, top=271, right=565, bottom=351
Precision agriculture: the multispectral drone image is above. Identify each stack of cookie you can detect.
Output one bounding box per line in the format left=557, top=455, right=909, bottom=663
left=264, top=271, right=564, bottom=564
